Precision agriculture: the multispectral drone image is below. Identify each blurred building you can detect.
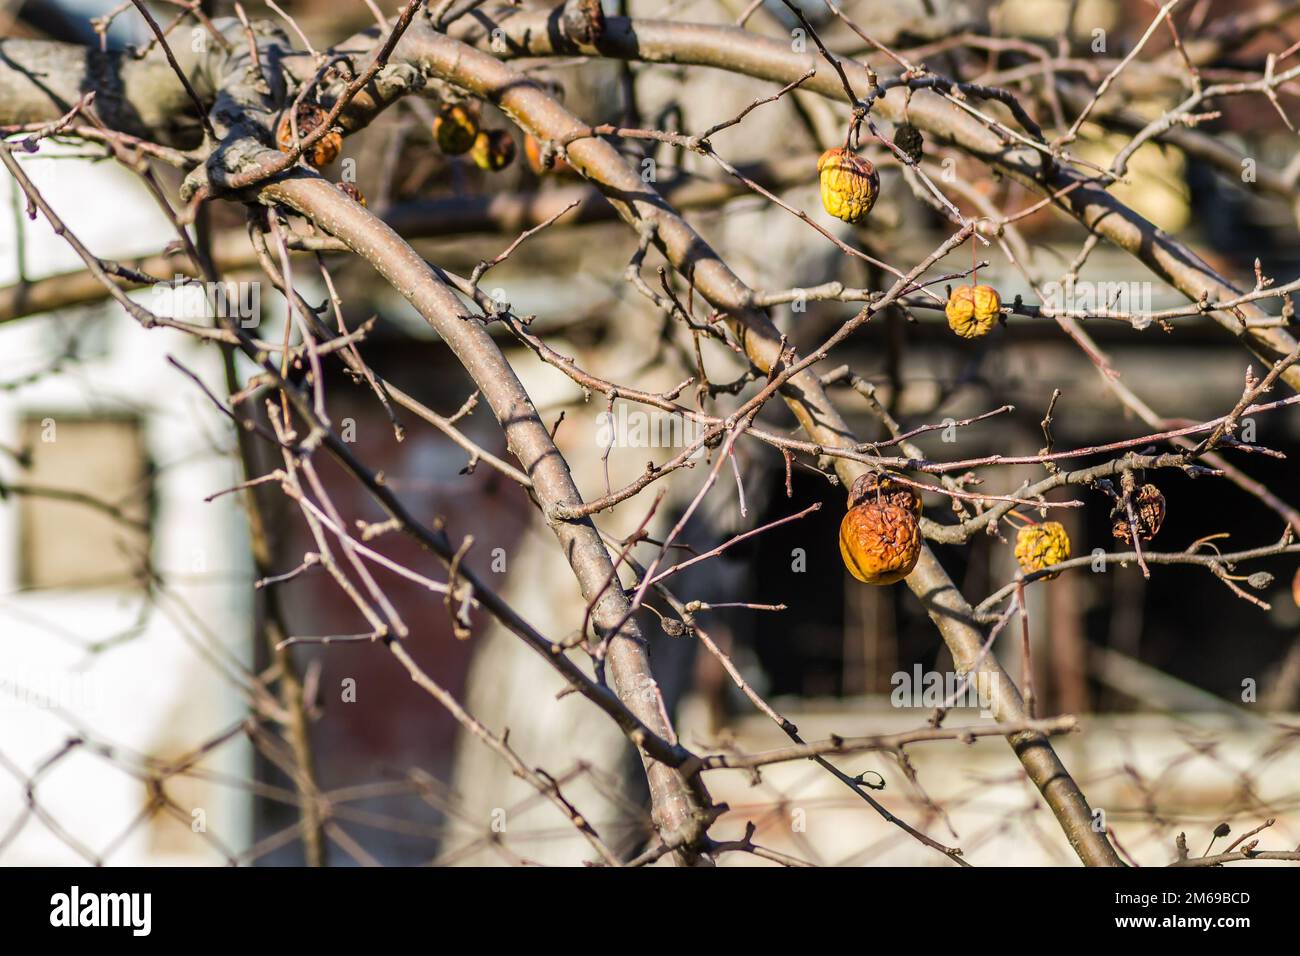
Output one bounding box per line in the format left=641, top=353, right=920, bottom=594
left=0, top=143, right=252, bottom=863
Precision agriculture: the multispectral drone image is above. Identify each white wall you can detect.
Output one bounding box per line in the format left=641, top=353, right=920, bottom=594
left=0, top=144, right=253, bottom=864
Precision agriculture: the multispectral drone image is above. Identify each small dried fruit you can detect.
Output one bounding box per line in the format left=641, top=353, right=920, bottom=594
left=524, top=134, right=572, bottom=176
left=336, top=181, right=366, bottom=207
left=659, top=616, right=686, bottom=638
left=818, top=147, right=880, bottom=224
left=433, top=104, right=479, bottom=155
left=946, top=284, right=1002, bottom=339
left=893, top=123, right=924, bottom=163
left=562, top=0, right=605, bottom=44
left=1112, top=483, right=1166, bottom=544
left=275, top=103, right=341, bottom=168
left=1015, top=521, right=1071, bottom=577
left=470, top=129, right=516, bottom=172
left=839, top=473, right=922, bottom=585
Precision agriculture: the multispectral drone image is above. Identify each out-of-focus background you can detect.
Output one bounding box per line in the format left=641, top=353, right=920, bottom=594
left=1, top=0, right=1299, bottom=866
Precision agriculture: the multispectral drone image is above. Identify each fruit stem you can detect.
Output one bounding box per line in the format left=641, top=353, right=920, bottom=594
left=1005, top=508, right=1036, bottom=527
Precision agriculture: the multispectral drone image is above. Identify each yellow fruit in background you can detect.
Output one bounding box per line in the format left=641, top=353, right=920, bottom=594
left=433, top=104, right=479, bottom=155
left=1015, top=522, right=1071, bottom=578
left=470, top=129, right=516, bottom=172
left=817, top=147, right=879, bottom=224
left=946, top=284, right=1002, bottom=338
left=1076, top=129, right=1189, bottom=234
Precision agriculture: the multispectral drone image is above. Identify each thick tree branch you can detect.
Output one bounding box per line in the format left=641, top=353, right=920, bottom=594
left=472, top=11, right=1300, bottom=391
left=399, top=21, right=1121, bottom=866
left=259, top=171, right=714, bottom=862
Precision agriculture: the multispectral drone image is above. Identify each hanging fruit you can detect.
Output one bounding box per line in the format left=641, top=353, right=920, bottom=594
left=839, top=473, right=923, bottom=585
left=1014, top=521, right=1071, bottom=578
left=433, top=103, right=479, bottom=156
left=275, top=103, right=341, bottom=169
left=946, top=284, right=1002, bottom=339
left=893, top=123, right=924, bottom=163
left=1112, top=484, right=1166, bottom=544
left=818, top=147, right=879, bottom=224
left=471, top=129, right=517, bottom=171
left=524, top=134, right=572, bottom=176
